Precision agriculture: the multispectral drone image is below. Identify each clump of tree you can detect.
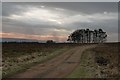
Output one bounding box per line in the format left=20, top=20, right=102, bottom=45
left=46, top=40, right=55, bottom=43
left=67, top=29, right=107, bottom=43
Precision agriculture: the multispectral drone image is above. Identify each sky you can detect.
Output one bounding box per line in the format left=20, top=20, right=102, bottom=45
left=2, top=2, right=118, bottom=42
left=2, top=0, right=120, bottom=2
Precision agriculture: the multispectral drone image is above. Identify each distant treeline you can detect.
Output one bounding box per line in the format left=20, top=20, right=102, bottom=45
left=67, top=29, right=107, bottom=43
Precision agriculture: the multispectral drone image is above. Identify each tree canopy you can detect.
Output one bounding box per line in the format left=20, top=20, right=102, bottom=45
left=67, top=29, right=107, bottom=43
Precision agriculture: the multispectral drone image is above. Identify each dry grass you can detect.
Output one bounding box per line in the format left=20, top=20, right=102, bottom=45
left=92, top=43, right=119, bottom=77
left=2, top=43, right=76, bottom=78
left=68, top=43, right=119, bottom=78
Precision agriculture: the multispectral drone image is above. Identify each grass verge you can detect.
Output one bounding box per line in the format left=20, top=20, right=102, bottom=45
left=3, top=48, right=69, bottom=78
left=68, top=43, right=119, bottom=78
left=67, top=49, right=97, bottom=78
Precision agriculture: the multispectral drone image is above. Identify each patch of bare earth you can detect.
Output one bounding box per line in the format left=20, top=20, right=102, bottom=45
left=10, top=45, right=96, bottom=78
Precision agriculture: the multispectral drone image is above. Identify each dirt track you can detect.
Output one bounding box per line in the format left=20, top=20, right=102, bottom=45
left=11, top=45, right=96, bottom=78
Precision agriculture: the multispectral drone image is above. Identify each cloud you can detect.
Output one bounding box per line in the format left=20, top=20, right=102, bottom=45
left=4, top=5, right=117, bottom=28
left=5, top=7, right=67, bottom=25
left=61, top=12, right=117, bottom=25
left=2, top=2, right=118, bottom=42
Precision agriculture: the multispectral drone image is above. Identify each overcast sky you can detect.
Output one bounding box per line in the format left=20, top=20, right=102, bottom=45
left=2, top=2, right=118, bottom=42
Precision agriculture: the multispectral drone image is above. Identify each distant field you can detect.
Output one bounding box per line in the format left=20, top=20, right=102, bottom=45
left=68, top=43, right=119, bottom=78
left=2, top=43, right=86, bottom=78
left=2, top=43, right=88, bottom=58
left=2, top=42, right=119, bottom=78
